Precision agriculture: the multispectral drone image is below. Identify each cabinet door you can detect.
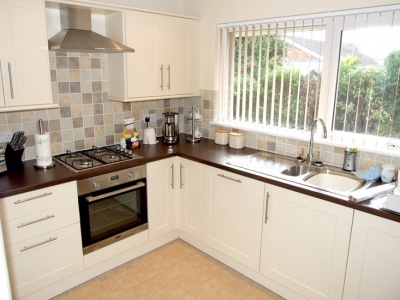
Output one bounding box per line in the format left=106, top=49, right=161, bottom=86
left=343, top=211, right=400, bottom=300
left=0, top=0, right=52, bottom=108
left=163, top=17, right=199, bottom=96
left=260, top=184, right=353, bottom=300
left=125, top=10, right=163, bottom=98
left=179, top=158, right=205, bottom=241
left=203, top=166, right=264, bottom=271
left=6, top=223, right=83, bottom=299
left=147, top=157, right=178, bottom=240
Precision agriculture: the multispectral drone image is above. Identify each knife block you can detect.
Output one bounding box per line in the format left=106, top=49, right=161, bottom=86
left=5, top=143, right=24, bottom=171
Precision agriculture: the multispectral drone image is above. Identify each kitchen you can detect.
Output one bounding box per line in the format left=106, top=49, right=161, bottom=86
left=1, top=0, right=400, bottom=299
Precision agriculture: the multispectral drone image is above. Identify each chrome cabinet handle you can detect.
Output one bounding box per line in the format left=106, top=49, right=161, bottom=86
left=265, top=192, right=270, bottom=224
left=171, top=164, right=175, bottom=188
left=160, top=65, right=164, bottom=90
left=86, top=182, right=145, bottom=203
left=8, top=63, right=14, bottom=99
left=217, top=174, right=241, bottom=183
left=17, top=215, right=55, bottom=228
left=14, top=192, right=53, bottom=205
left=20, top=237, right=58, bottom=252
left=180, top=164, right=183, bottom=189
left=167, top=65, right=171, bottom=90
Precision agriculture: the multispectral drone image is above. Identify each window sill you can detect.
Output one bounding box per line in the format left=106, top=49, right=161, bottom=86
left=210, top=121, right=400, bottom=159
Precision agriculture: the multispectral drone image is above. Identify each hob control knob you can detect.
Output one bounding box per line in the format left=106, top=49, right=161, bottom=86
left=93, top=181, right=100, bottom=189
left=128, top=172, right=134, bottom=179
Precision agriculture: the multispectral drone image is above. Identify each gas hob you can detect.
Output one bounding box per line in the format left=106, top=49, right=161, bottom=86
left=53, top=145, right=142, bottom=173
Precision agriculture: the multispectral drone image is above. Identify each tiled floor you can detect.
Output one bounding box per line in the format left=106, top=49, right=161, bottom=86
left=52, top=239, right=284, bottom=300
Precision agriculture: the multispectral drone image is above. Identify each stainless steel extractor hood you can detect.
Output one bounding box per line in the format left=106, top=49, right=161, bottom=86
left=48, top=7, right=134, bottom=53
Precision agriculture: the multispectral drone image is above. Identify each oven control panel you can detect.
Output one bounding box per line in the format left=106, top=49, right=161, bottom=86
left=77, top=164, right=146, bottom=196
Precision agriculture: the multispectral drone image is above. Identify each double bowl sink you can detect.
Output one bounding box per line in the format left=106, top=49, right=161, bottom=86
left=227, top=151, right=369, bottom=197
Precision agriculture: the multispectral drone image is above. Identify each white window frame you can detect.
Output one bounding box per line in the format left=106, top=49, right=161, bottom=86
left=215, top=4, right=400, bottom=151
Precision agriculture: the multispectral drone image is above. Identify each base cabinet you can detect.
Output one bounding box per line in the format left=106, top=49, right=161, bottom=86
left=147, top=157, right=178, bottom=240
left=343, top=210, right=400, bottom=300
left=203, top=166, right=264, bottom=271
left=179, top=158, right=205, bottom=241
left=260, top=183, right=353, bottom=300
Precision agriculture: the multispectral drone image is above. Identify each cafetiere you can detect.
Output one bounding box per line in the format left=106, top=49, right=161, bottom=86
left=162, top=112, right=179, bottom=144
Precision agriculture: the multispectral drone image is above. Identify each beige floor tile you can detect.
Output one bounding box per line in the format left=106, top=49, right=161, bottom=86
left=52, top=240, right=284, bottom=300
left=67, top=274, right=125, bottom=300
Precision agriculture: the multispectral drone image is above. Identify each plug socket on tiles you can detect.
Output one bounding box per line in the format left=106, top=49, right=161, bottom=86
left=0, top=131, right=13, bottom=143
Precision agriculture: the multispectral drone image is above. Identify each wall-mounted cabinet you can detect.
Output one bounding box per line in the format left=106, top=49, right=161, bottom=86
left=0, top=0, right=55, bottom=112
left=107, top=10, right=200, bottom=101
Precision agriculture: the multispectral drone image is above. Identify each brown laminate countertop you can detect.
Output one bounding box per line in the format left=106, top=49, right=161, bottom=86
left=1, top=133, right=399, bottom=223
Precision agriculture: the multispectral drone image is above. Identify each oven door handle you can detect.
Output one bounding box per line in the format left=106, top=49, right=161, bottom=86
left=86, top=182, right=145, bottom=203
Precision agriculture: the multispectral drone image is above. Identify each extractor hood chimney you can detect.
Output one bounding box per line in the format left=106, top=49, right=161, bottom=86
left=48, top=7, right=134, bottom=53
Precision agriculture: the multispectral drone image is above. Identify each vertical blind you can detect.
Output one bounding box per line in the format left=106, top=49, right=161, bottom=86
left=217, top=6, right=400, bottom=150
left=218, top=18, right=325, bottom=132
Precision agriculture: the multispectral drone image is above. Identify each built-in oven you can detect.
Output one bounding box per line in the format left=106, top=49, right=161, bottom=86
left=77, top=165, right=147, bottom=254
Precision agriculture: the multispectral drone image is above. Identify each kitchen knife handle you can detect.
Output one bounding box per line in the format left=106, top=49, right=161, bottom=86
left=167, top=65, right=171, bottom=90
left=265, top=192, right=270, bottom=224
left=160, top=65, right=164, bottom=91
left=8, top=63, right=14, bottom=99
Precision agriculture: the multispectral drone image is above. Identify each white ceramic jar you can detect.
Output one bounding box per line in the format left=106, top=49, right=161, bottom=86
left=229, top=132, right=244, bottom=149
left=215, top=129, right=229, bottom=145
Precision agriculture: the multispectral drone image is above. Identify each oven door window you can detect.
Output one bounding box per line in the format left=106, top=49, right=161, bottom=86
left=80, top=180, right=147, bottom=246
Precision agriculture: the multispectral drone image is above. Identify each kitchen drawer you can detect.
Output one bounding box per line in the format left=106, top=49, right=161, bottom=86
left=6, top=223, right=83, bottom=299
left=1, top=202, right=79, bottom=246
left=0, top=181, right=77, bottom=222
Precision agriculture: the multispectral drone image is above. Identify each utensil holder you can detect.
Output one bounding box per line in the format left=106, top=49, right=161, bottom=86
left=5, top=143, right=24, bottom=171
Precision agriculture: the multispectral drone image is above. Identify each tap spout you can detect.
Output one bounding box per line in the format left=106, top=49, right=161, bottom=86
left=307, top=118, right=327, bottom=165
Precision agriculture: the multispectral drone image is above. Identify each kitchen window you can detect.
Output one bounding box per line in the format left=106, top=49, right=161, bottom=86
left=216, top=5, right=400, bottom=150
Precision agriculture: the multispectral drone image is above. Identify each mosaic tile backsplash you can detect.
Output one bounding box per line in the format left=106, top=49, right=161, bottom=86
left=0, top=51, right=398, bottom=171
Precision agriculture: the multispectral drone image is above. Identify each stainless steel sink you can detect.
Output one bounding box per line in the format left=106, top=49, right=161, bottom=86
left=281, top=165, right=315, bottom=176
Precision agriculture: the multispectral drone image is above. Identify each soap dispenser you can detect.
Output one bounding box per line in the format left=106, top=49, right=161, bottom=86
left=343, top=147, right=357, bottom=171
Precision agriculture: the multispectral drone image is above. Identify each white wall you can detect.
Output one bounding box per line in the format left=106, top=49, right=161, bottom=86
left=96, top=0, right=185, bottom=15
left=192, top=0, right=400, bottom=90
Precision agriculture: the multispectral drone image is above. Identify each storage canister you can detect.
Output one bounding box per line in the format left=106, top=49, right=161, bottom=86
left=215, top=129, right=229, bottom=145
left=229, top=132, right=244, bottom=149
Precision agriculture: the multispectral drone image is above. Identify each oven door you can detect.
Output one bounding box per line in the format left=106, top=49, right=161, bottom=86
left=79, top=179, right=147, bottom=254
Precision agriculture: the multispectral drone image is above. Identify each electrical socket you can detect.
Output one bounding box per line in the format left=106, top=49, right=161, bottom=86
left=0, top=131, right=13, bottom=143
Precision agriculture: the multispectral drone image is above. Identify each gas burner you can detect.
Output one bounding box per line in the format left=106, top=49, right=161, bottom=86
left=53, top=145, right=143, bottom=173
left=80, top=159, right=93, bottom=166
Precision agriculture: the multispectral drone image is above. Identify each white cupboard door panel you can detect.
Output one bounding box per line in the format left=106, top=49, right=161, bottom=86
left=2, top=203, right=79, bottom=247
left=261, top=184, right=353, bottom=300
left=0, top=0, right=52, bottom=107
left=343, top=211, right=400, bottom=300
left=6, top=223, right=83, bottom=299
left=179, top=158, right=205, bottom=241
left=204, top=166, right=264, bottom=271
left=147, top=158, right=178, bottom=240
left=126, top=11, right=162, bottom=98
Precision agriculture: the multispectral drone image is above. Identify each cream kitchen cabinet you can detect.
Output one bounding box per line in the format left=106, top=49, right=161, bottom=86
left=179, top=158, right=205, bottom=242
left=343, top=210, right=400, bottom=300
left=107, top=10, right=200, bottom=101
left=260, top=183, right=353, bottom=300
left=147, top=157, right=179, bottom=240
left=0, top=181, right=83, bottom=299
left=0, top=0, right=54, bottom=111
left=203, top=166, right=265, bottom=271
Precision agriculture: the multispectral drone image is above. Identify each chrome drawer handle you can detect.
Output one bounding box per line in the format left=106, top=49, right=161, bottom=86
left=20, top=237, right=58, bottom=252
left=17, top=215, right=55, bottom=228
left=167, top=65, right=171, bottom=90
left=265, top=192, right=270, bottom=224
left=171, top=164, right=175, bottom=189
left=14, top=192, right=53, bottom=204
left=217, top=174, right=241, bottom=183
left=180, top=164, right=183, bottom=189
left=160, top=65, right=164, bottom=90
